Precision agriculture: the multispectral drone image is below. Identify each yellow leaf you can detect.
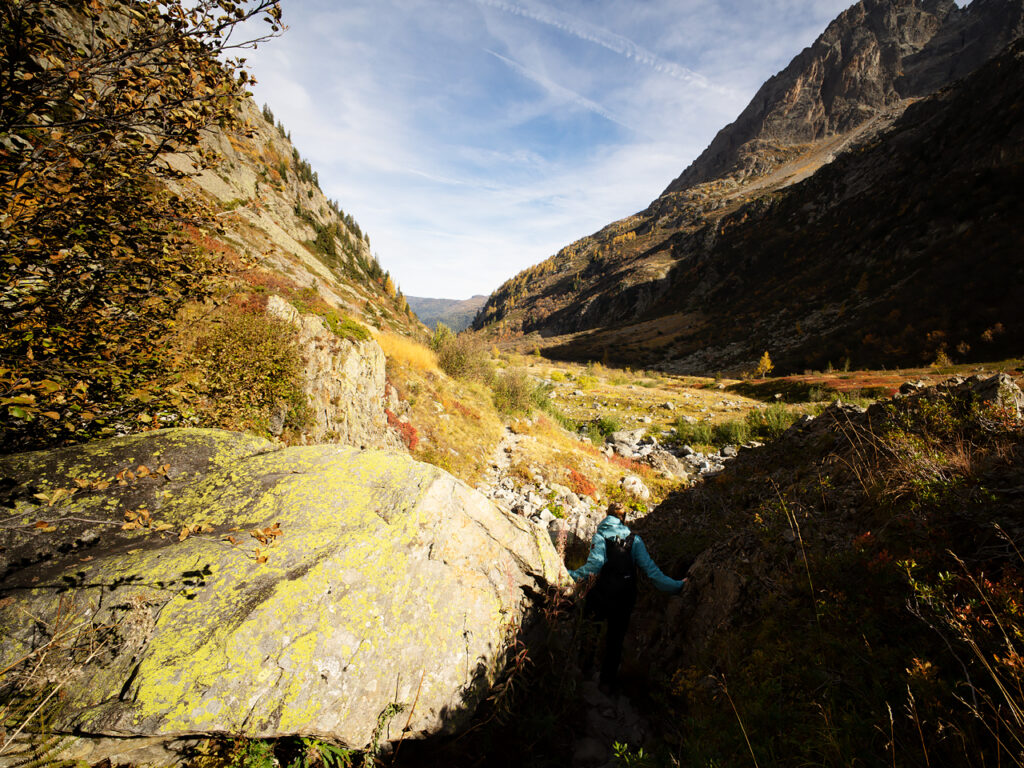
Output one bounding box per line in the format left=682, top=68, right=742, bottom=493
left=121, top=521, right=140, bottom=531
left=43, top=411, right=62, bottom=420
left=136, top=464, right=150, bottom=477
left=178, top=527, right=191, bottom=541
left=153, top=523, right=174, bottom=532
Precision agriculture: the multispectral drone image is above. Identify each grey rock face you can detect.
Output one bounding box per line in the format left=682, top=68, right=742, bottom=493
left=266, top=295, right=404, bottom=450
left=664, top=0, right=1022, bottom=193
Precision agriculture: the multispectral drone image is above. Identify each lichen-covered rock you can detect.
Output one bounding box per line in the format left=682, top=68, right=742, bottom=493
left=0, top=429, right=566, bottom=752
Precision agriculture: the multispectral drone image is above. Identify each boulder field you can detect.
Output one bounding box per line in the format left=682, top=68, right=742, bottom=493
left=0, top=429, right=566, bottom=758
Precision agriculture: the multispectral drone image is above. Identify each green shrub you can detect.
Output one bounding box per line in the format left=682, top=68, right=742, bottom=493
left=432, top=326, right=493, bottom=382
left=674, top=418, right=712, bottom=446
left=745, top=403, right=798, bottom=440
left=492, top=368, right=535, bottom=414
left=586, top=415, right=621, bottom=444
left=712, top=419, right=749, bottom=446
left=322, top=311, right=370, bottom=342
left=578, top=375, right=599, bottom=390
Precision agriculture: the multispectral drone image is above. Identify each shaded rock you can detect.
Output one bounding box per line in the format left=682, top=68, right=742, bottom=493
left=645, top=450, right=691, bottom=480
left=963, top=372, right=1024, bottom=418
left=0, top=429, right=565, bottom=752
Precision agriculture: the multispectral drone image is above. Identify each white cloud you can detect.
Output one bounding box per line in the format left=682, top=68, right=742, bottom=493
left=241, top=0, right=869, bottom=298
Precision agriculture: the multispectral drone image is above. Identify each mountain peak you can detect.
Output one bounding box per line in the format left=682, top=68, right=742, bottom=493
left=662, top=0, right=1021, bottom=194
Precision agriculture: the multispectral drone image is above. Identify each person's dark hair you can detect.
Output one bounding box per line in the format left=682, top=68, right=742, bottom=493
left=607, top=502, right=626, bottom=519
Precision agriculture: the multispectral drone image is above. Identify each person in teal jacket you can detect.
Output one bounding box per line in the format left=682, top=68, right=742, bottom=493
left=570, top=502, right=685, bottom=690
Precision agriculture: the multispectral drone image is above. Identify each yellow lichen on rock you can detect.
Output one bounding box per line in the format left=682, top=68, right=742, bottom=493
left=0, top=428, right=562, bottom=750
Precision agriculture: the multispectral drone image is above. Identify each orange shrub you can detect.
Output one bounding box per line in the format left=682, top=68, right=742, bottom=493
left=567, top=468, right=597, bottom=497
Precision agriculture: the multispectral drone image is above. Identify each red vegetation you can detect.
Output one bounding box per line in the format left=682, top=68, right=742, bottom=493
left=609, top=453, right=646, bottom=474
left=448, top=399, right=481, bottom=421
left=227, top=292, right=268, bottom=314
left=240, top=267, right=303, bottom=296
left=566, top=468, right=597, bottom=497
left=385, top=408, right=419, bottom=451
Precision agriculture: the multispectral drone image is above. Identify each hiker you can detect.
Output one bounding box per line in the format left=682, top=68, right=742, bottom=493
left=569, top=502, right=685, bottom=691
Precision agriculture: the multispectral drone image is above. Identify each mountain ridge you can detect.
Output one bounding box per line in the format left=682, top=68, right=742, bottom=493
left=472, top=0, right=1024, bottom=374
left=406, top=294, right=488, bottom=332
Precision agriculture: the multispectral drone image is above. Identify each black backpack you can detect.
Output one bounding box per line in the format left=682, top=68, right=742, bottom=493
left=595, top=532, right=636, bottom=599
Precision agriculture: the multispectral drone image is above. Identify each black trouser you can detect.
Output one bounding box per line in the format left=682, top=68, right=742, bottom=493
left=581, top=583, right=637, bottom=687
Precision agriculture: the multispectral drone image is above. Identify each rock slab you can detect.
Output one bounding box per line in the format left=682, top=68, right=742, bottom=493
left=0, top=429, right=564, bottom=752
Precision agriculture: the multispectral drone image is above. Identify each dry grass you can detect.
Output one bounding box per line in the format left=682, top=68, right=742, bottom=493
left=383, top=352, right=503, bottom=485
left=373, top=331, right=439, bottom=373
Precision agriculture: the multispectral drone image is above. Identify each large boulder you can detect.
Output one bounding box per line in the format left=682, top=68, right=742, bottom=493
left=0, top=429, right=565, bottom=757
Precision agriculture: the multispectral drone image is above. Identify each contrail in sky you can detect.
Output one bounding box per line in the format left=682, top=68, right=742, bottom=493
left=472, top=0, right=727, bottom=93
left=484, top=49, right=637, bottom=132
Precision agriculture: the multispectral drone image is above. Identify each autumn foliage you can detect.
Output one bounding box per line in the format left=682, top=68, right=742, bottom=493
left=385, top=408, right=419, bottom=451
left=0, top=0, right=282, bottom=451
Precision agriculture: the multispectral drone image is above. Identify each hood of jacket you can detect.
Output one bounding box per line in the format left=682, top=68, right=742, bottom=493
left=596, top=515, right=631, bottom=540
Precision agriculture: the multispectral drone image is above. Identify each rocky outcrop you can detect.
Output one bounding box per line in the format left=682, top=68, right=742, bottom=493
left=0, top=429, right=565, bottom=761
left=265, top=296, right=404, bottom=450
left=637, top=373, right=1024, bottom=667
left=664, top=0, right=1024, bottom=192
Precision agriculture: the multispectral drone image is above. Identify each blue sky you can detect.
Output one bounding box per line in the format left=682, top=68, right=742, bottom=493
left=241, top=0, right=861, bottom=299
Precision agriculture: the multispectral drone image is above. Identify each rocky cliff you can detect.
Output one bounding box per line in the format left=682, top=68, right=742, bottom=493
left=665, top=0, right=1024, bottom=192
left=473, top=0, right=1024, bottom=374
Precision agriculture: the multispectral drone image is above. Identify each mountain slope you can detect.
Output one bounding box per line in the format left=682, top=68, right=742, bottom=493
left=407, top=295, right=488, bottom=332
left=473, top=0, right=1024, bottom=374
left=666, top=0, right=1023, bottom=192
left=544, top=39, right=1024, bottom=373
left=0, top=0, right=425, bottom=452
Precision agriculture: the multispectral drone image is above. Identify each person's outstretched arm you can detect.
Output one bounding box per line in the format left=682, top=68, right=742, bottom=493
left=569, top=533, right=607, bottom=582
left=632, top=536, right=685, bottom=593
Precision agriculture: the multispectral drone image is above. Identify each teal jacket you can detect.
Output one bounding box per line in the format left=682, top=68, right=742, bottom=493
left=569, top=516, right=684, bottom=594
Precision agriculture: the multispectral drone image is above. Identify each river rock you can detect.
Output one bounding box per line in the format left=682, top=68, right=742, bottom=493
left=0, top=429, right=565, bottom=756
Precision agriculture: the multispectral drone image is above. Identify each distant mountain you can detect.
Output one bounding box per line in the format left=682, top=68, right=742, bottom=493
left=407, top=295, right=488, bottom=332
left=473, top=0, right=1024, bottom=374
